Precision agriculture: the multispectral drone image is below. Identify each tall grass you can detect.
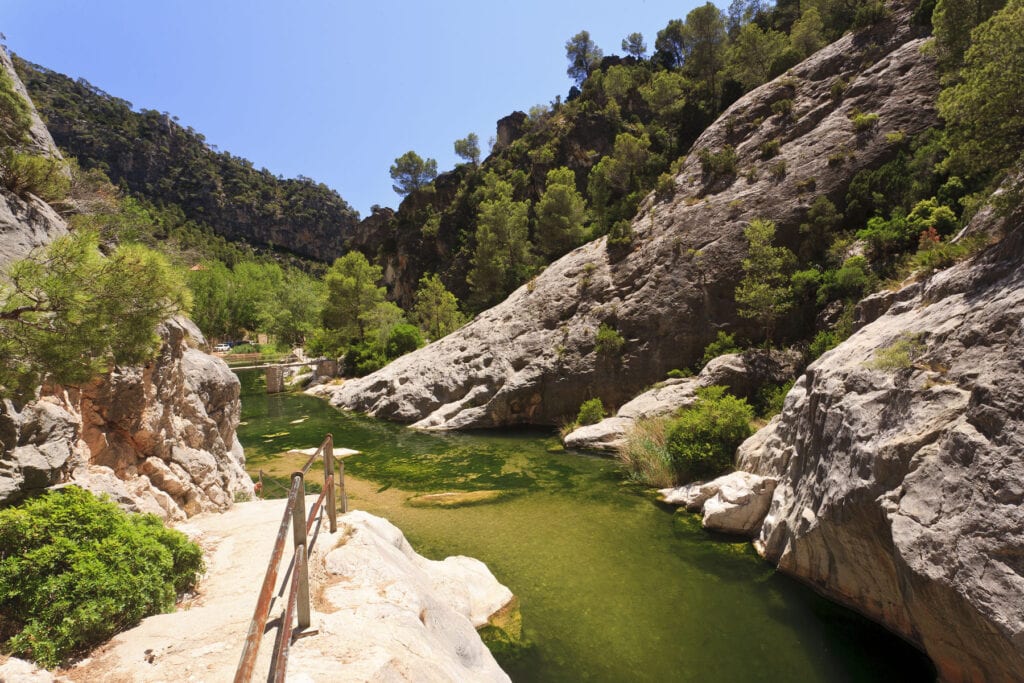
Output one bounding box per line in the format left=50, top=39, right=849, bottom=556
left=616, top=417, right=676, bottom=488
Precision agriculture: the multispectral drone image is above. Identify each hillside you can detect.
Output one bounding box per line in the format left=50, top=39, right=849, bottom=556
left=315, top=5, right=938, bottom=427
left=14, top=58, right=361, bottom=262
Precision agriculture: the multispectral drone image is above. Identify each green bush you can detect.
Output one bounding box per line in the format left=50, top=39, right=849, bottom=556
left=700, top=331, right=742, bottom=368
left=0, top=150, right=70, bottom=204
left=755, top=380, right=794, bottom=419
left=759, top=138, right=781, bottom=159
left=698, top=146, right=738, bottom=179
left=768, top=160, right=787, bottom=180
left=595, top=323, right=625, bottom=356
left=850, top=111, right=880, bottom=132
left=866, top=333, right=925, bottom=371
left=666, top=368, right=692, bottom=379
left=0, top=487, right=203, bottom=667
left=771, top=99, right=794, bottom=117
left=664, top=386, right=754, bottom=483
left=385, top=323, right=424, bottom=358
left=576, top=398, right=605, bottom=425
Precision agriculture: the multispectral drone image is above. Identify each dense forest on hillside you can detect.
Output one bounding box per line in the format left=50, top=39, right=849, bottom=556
left=13, top=57, right=361, bottom=262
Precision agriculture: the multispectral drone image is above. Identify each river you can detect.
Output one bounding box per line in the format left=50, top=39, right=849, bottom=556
left=236, top=371, right=933, bottom=682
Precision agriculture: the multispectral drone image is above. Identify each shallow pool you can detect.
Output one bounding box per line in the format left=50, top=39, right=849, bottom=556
left=236, top=372, right=934, bottom=682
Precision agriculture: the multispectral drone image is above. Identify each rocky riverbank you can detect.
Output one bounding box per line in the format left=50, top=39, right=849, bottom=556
left=0, top=501, right=514, bottom=682
left=660, top=197, right=1024, bottom=681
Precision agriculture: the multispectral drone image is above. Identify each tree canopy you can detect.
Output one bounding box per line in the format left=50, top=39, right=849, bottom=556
left=389, top=150, right=438, bottom=195
left=454, top=133, right=481, bottom=165
left=938, top=0, right=1024, bottom=179
left=0, top=231, right=190, bottom=398
left=566, top=31, right=604, bottom=85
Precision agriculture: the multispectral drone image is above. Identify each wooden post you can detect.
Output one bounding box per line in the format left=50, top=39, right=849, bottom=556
left=324, top=434, right=337, bottom=533
left=289, top=472, right=310, bottom=629
left=338, top=459, right=348, bottom=513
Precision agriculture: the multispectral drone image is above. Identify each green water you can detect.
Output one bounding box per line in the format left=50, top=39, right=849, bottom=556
left=236, top=372, right=934, bottom=682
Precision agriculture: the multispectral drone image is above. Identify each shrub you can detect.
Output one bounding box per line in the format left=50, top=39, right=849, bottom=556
left=866, top=333, right=925, bottom=371
left=768, top=160, right=787, bottom=180
left=594, top=323, right=625, bottom=356
left=666, top=368, right=692, bottom=379
left=853, top=0, right=890, bottom=27
left=607, top=219, right=634, bottom=248
left=850, top=111, right=880, bottom=132
left=616, top=417, right=675, bottom=488
left=655, top=172, right=676, bottom=200
left=771, top=99, right=794, bottom=117
left=385, top=323, right=424, bottom=358
left=0, top=150, right=70, bottom=204
left=576, top=398, right=605, bottom=425
left=908, top=234, right=988, bottom=272
left=0, top=487, right=203, bottom=667
left=701, top=331, right=742, bottom=368
left=698, top=146, right=738, bottom=179
left=665, top=386, right=754, bottom=483
left=755, top=380, right=794, bottom=419
left=759, top=138, right=781, bottom=159
left=829, top=78, right=848, bottom=101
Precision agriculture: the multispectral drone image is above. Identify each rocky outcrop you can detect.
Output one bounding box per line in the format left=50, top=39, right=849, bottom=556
left=0, top=50, right=68, bottom=271
left=0, top=318, right=253, bottom=519
left=735, top=212, right=1024, bottom=680
left=68, top=503, right=513, bottom=682
left=317, top=7, right=937, bottom=430
left=660, top=471, right=777, bottom=536
left=564, top=349, right=802, bottom=451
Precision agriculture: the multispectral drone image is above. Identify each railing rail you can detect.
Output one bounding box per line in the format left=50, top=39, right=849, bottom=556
left=234, top=433, right=347, bottom=683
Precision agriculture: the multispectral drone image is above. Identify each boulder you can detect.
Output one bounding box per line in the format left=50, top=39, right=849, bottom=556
left=660, top=470, right=777, bottom=537
left=736, top=208, right=1024, bottom=680
left=293, top=510, right=514, bottom=681
left=315, top=9, right=935, bottom=430
left=701, top=473, right=777, bottom=536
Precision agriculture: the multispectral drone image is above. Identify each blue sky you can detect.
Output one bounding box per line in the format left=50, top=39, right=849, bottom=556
left=3, top=0, right=703, bottom=217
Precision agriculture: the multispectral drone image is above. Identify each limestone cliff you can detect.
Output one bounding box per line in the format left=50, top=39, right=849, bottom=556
left=315, top=8, right=937, bottom=429
left=0, top=49, right=68, bottom=270
left=0, top=317, right=254, bottom=520
left=730, top=199, right=1024, bottom=680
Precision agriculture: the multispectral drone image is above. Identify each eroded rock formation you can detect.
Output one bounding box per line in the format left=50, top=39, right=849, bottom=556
left=732, top=206, right=1024, bottom=680
left=316, top=8, right=938, bottom=430
left=0, top=318, right=253, bottom=519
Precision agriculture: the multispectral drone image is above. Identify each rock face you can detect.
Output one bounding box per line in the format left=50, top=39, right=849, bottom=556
left=0, top=318, right=253, bottom=519
left=736, top=213, right=1024, bottom=680
left=317, top=8, right=937, bottom=430
left=564, top=349, right=802, bottom=451
left=0, top=49, right=68, bottom=271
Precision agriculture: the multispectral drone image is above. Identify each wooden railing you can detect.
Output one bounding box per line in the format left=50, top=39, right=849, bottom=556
left=233, top=434, right=348, bottom=683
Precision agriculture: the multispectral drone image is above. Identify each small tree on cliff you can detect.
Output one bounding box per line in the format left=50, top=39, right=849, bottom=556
left=389, top=150, right=437, bottom=195
left=565, top=30, right=603, bottom=85
left=454, top=133, right=481, bottom=166
left=734, top=218, right=795, bottom=342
